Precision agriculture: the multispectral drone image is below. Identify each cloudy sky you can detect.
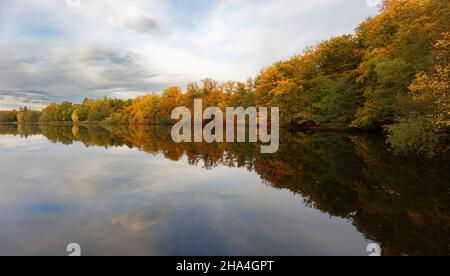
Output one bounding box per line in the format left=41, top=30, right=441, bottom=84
left=0, top=0, right=380, bottom=109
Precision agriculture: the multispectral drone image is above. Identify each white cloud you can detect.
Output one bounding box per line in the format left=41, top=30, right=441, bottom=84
left=0, top=0, right=378, bottom=108
left=107, top=8, right=164, bottom=35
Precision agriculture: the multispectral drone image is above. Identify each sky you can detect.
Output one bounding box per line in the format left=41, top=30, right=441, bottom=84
left=0, top=0, right=381, bottom=110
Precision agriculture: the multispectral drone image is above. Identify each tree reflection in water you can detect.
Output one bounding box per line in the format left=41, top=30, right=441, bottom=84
left=1, top=124, right=449, bottom=256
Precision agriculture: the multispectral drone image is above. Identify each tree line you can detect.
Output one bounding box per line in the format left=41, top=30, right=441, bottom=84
left=0, top=107, right=41, bottom=125
left=1, top=0, right=448, bottom=156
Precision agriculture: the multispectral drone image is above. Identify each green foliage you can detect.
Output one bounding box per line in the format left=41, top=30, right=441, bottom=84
left=40, top=102, right=73, bottom=123
left=57, top=102, right=74, bottom=122
left=87, top=100, right=111, bottom=122
left=72, top=104, right=91, bottom=123
left=0, top=111, right=17, bottom=123
left=352, top=58, right=415, bottom=129
left=386, top=113, right=439, bottom=157
left=325, top=78, right=363, bottom=129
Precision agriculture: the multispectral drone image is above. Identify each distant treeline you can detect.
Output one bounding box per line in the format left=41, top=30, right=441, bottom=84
left=0, top=108, right=41, bottom=125
left=1, top=0, right=448, bottom=156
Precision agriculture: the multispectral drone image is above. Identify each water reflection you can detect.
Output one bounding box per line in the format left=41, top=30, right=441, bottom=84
left=0, top=124, right=448, bottom=256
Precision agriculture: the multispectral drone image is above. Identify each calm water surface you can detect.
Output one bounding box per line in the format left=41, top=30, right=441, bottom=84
left=0, top=125, right=448, bottom=256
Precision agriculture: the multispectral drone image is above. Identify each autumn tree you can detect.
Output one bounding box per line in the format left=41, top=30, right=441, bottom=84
left=160, top=87, right=182, bottom=124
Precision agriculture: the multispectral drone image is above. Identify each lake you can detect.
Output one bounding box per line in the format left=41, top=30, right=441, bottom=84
left=0, top=124, right=448, bottom=256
